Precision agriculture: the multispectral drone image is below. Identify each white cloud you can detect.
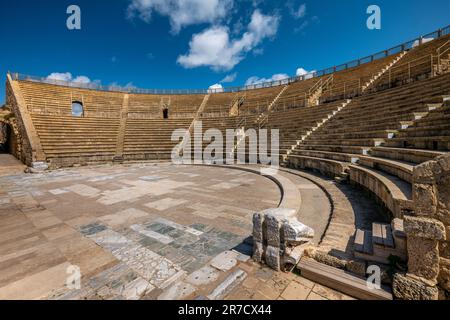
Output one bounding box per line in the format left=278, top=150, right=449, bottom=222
left=296, top=68, right=308, bottom=76
left=296, top=67, right=316, bottom=79
left=412, top=37, right=434, bottom=48
left=109, top=82, right=137, bottom=90
left=245, top=73, right=289, bottom=86
left=127, top=0, right=233, bottom=34
left=177, top=10, right=280, bottom=71
left=46, top=72, right=73, bottom=82
left=73, top=76, right=91, bottom=84
left=292, top=3, right=306, bottom=19
left=46, top=72, right=91, bottom=84
left=220, top=73, right=237, bottom=83
left=208, top=83, right=224, bottom=93
left=287, top=2, right=306, bottom=19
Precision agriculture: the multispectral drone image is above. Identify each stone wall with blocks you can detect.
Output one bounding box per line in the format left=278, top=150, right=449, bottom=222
left=393, top=153, right=450, bottom=300
left=252, top=208, right=314, bottom=271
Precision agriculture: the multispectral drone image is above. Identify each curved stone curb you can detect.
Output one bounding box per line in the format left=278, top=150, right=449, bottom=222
left=194, top=163, right=302, bottom=216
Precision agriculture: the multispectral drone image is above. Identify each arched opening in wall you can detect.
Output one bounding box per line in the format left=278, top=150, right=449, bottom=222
left=163, top=108, right=169, bottom=119
left=72, top=101, right=84, bottom=117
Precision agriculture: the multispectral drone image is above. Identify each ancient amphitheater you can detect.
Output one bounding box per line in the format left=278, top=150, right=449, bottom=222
left=0, top=28, right=449, bottom=300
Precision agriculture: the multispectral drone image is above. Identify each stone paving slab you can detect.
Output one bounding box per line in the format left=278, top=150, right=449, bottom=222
left=0, top=162, right=357, bottom=300
left=0, top=163, right=284, bottom=299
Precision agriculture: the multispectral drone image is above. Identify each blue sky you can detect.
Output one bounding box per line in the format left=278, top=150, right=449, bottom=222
left=1, top=0, right=449, bottom=104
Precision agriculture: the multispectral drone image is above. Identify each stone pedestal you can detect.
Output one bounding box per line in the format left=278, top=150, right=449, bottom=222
left=252, top=208, right=314, bottom=271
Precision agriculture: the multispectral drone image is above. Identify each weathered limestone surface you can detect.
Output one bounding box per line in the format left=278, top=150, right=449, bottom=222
left=5, top=77, right=45, bottom=165
left=404, top=216, right=446, bottom=240
left=439, top=258, right=450, bottom=291
left=252, top=208, right=314, bottom=271
left=265, top=214, right=281, bottom=248
left=413, top=184, right=438, bottom=216
left=403, top=154, right=450, bottom=299
left=406, top=236, right=440, bottom=283
left=265, top=245, right=280, bottom=270
left=309, top=250, right=347, bottom=270
left=393, top=274, right=439, bottom=300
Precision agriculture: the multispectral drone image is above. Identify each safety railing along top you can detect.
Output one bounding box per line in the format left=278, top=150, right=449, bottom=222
left=9, top=24, right=450, bottom=95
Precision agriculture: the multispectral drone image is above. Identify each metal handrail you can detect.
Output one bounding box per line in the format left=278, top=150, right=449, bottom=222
left=437, top=40, right=450, bottom=66
left=8, top=24, right=450, bottom=95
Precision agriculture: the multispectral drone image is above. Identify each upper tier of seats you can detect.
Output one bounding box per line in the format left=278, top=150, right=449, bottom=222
left=19, top=81, right=124, bottom=118
left=128, top=93, right=205, bottom=118
left=372, top=34, right=450, bottom=90
left=202, top=92, right=236, bottom=116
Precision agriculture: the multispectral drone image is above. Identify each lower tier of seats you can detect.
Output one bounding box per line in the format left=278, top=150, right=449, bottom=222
left=284, top=150, right=415, bottom=218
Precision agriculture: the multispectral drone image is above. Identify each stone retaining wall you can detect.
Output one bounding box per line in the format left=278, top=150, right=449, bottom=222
left=394, top=154, right=450, bottom=300
left=5, top=82, right=31, bottom=164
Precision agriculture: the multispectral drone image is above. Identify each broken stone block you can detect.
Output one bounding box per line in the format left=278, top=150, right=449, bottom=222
left=413, top=160, right=441, bottom=184
left=252, top=213, right=263, bottom=243
left=312, top=251, right=347, bottom=269
left=282, top=246, right=303, bottom=270
left=262, top=208, right=297, bottom=220
left=252, top=241, right=264, bottom=263
left=407, top=236, right=440, bottom=283
left=404, top=216, right=446, bottom=240
left=437, top=154, right=450, bottom=172
left=346, top=260, right=366, bottom=277
left=264, top=213, right=281, bottom=247
left=393, top=273, right=438, bottom=300
left=440, top=241, right=450, bottom=259
left=252, top=208, right=314, bottom=271
left=413, top=184, right=437, bottom=217
left=207, top=269, right=247, bottom=300
left=31, top=161, right=48, bottom=170
left=264, top=245, right=280, bottom=271
left=437, top=206, right=450, bottom=226
left=438, top=257, right=450, bottom=292
left=282, top=219, right=314, bottom=245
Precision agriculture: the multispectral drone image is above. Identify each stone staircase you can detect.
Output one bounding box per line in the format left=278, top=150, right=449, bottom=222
left=307, top=75, right=334, bottom=107
left=230, top=85, right=290, bottom=158
left=362, top=51, right=407, bottom=91
left=284, top=52, right=409, bottom=167
left=433, top=40, right=450, bottom=75
left=113, top=94, right=130, bottom=161
left=434, top=54, right=450, bottom=75
left=174, top=94, right=210, bottom=155
left=229, top=94, right=245, bottom=117
left=253, top=85, right=290, bottom=128
left=354, top=219, right=407, bottom=264
left=268, top=85, right=289, bottom=112
left=381, top=95, right=450, bottom=151
left=282, top=99, right=352, bottom=163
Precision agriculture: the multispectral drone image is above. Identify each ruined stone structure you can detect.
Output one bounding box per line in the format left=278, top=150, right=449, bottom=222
left=393, top=153, right=450, bottom=299
left=252, top=208, right=314, bottom=271
left=2, top=31, right=450, bottom=300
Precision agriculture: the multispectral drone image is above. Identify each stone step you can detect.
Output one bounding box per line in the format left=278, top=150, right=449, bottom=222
left=354, top=229, right=373, bottom=255
left=297, top=257, right=393, bottom=300
left=349, top=164, right=413, bottom=218
left=370, top=146, right=445, bottom=164
left=372, top=223, right=395, bottom=248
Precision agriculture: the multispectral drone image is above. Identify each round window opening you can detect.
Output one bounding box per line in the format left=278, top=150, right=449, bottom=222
left=72, top=101, right=84, bottom=117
